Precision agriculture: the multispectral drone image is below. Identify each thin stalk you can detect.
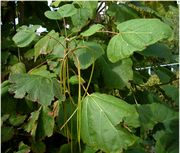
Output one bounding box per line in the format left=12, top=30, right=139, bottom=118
left=56, top=20, right=61, bottom=32
left=18, top=48, right=21, bottom=62
left=82, top=62, right=95, bottom=100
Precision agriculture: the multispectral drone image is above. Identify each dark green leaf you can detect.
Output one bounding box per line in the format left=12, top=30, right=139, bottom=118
left=1, top=126, right=14, bottom=143
left=15, top=142, right=30, bottom=153
left=73, top=41, right=104, bottom=69
left=31, top=141, right=46, bottom=153
left=137, top=103, right=178, bottom=132
left=81, top=93, right=139, bottom=152
left=97, top=57, right=133, bottom=89
left=107, top=19, right=173, bottom=62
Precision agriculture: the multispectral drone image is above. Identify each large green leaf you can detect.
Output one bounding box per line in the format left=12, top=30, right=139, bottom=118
left=9, top=67, right=61, bottom=106
left=81, top=24, right=104, bottom=37
left=107, top=19, right=173, bottom=62
left=57, top=4, right=77, bottom=18
left=73, top=41, right=104, bottom=69
left=34, top=30, right=59, bottom=61
left=81, top=93, right=139, bottom=152
left=97, top=57, right=133, bottom=89
left=1, top=126, right=14, bottom=143
left=12, top=25, right=40, bottom=47
left=137, top=103, right=178, bottom=132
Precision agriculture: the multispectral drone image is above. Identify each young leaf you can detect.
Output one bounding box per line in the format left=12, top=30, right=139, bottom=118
left=34, top=30, right=59, bottom=61
left=15, top=142, right=30, bottom=153
left=13, top=25, right=40, bottom=48
left=107, top=19, right=173, bottom=62
left=57, top=4, right=77, bottom=18
left=44, top=11, right=62, bottom=20
left=81, top=24, right=104, bottom=37
left=73, top=41, right=104, bottom=69
left=81, top=93, right=140, bottom=152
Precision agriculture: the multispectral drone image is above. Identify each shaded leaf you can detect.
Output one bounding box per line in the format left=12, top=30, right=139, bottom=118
left=9, top=114, right=27, bottom=126
left=107, top=19, right=173, bottom=62
left=73, top=41, right=104, bottom=69
left=1, top=126, right=14, bottom=143
left=81, top=93, right=139, bottom=152
left=13, top=25, right=40, bottom=47
left=34, top=30, right=59, bottom=61
left=31, top=141, right=46, bottom=153
left=81, top=24, right=104, bottom=37
left=69, top=75, right=85, bottom=85
left=137, top=103, right=178, bottom=132
left=44, top=11, right=62, bottom=20
left=97, top=57, right=133, bottom=89
left=36, top=106, right=55, bottom=139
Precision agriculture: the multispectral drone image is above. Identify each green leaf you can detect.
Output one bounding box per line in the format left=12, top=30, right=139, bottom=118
left=107, top=19, right=173, bottom=62
left=97, top=57, right=133, bottom=89
left=57, top=4, right=77, bottom=18
left=9, top=114, right=27, bottom=126
left=71, top=8, right=90, bottom=32
left=24, top=109, right=40, bottom=137
left=36, top=106, right=55, bottom=139
left=10, top=62, right=26, bottom=74
left=31, top=141, right=46, bottom=153
left=9, top=72, right=61, bottom=106
left=137, top=103, right=178, bottom=132
left=161, top=85, right=179, bottom=105
left=1, top=126, right=14, bottom=143
left=15, top=142, right=30, bottom=153
left=81, top=93, right=139, bottom=152
left=13, top=25, right=40, bottom=47
left=44, top=11, right=62, bottom=20
left=140, top=43, right=172, bottom=60
left=69, top=75, right=85, bottom=85
left=34, top=30, right=59, bottom=61
left=81, top=24, right=104, bottom=37
left=73, top=41, right=104, bottom=69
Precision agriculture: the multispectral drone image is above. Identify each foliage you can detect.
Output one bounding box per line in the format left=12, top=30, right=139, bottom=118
left=1, top=1, right=179, bottom=153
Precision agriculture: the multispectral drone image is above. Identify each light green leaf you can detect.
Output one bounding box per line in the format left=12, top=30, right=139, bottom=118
left=9, top=114, right=26, bottom=126
left=81, top=24, right=104, bottom=37
left=10, top=62, right=26, bottom=74
left=9, top=73, right=62, bottom=106
left=15, top=142, right=30, bottom=153
left=97, top=57, right=133, bottom=89
left=36, top=106, right=55, bottom=139
left=44, top=11, right=62, bottom=20
left=137, top=103, right=178, bottom=132
left=69, top=75, right=85, bottom=85
left=51, top=0, right=61, bottom=7
left=34, top=30, right=59, bottom=61
left=81, top=93, right=139, bottom=152
left=73, top=41, right=104, bottom=69
left=57, top=4, right=77, bottom=18
left=107, top=19, right=173, bottom=62
left=1, top=126, right=14, bottom=143
left=13, top=25, right=40, bottom=47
